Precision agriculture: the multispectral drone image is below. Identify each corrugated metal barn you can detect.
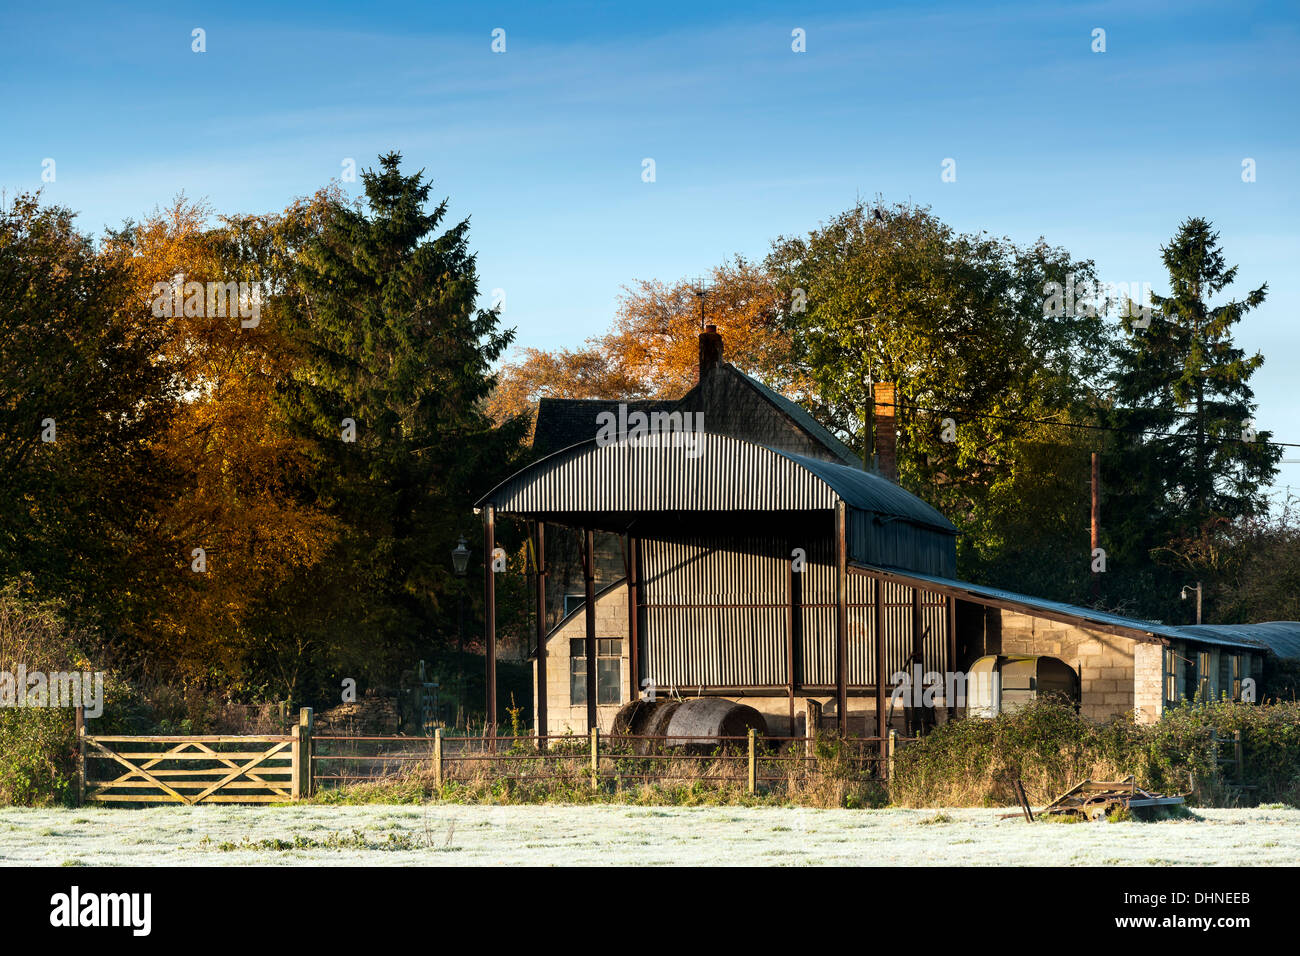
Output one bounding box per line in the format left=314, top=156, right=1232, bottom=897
left=475, top=326, right=1293, bottom=741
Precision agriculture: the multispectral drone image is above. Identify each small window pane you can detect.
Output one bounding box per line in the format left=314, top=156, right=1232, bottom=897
left=597, top=658, right=621, bottom=704
left=570, top=638, right=585, bottom=658
left=598, top=639, right=621, bottom=657
left=570, top=657, right=587, bottom=706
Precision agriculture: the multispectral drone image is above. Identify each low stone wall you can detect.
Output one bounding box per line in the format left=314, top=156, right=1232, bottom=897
left=314, top=697, right=402, bottom=736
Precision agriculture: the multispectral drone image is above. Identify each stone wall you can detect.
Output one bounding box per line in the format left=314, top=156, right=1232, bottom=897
left=313, top=697, right=402, bottom=736
left=537, top=582, right=631, bottom=735
left=1133, top=641, right=1164, bottom=724
left=543, top=528, right=625, bottom=632
left=996, top=609, right=1138, bottom=723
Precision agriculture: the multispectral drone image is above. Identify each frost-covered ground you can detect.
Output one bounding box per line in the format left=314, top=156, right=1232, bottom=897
left=2, top=804, right=1297, bottom=866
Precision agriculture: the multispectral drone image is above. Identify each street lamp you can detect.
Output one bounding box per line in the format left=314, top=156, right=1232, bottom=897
left=452, top=537, right=469, bottom=726
left=1180, top=582, right=1202, bottom=625
left=452, top=537, right=470, bottom=576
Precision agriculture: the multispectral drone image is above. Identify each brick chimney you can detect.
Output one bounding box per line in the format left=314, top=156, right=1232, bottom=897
left=698, top=323, right=723, bottom=379
left=873, top=382, right=898, bottom=482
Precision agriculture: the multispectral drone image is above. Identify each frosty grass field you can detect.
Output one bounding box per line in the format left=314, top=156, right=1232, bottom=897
left=2, top=805, right=1297, bottom=866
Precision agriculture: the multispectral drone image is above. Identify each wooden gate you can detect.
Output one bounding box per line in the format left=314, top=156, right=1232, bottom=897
left=78, top=709, right=313, bottom=805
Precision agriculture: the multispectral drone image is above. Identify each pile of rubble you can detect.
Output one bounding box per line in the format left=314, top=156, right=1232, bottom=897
left=1007, top=775, right=1185, bottom=822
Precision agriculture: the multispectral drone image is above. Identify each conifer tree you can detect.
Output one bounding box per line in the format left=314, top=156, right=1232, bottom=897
left=277, top=153, right=526, bottom=679
left=1103, top=218, right=1278, bottom=611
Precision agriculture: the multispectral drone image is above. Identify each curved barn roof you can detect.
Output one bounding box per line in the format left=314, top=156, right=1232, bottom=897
left=476, top=432, right=955, bottom=534
left=780, top=449, right=954, bottom=532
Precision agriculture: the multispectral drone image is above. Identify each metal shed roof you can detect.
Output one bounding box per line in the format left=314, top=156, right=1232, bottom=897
left=780, top=449, right=955, bottom=533
left=477, top=432, right=955, bottom=532
left=861, top=564, right=1266, bottom=651
left=478, top=432, right=837, bottom=513
left=1180, top=622, right=1300, bottom=659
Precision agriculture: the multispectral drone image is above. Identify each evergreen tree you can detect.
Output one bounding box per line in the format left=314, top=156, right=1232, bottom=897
left=1103, top=218, right=1278, bottom=617
left=276, top=153, right=527, bottom=684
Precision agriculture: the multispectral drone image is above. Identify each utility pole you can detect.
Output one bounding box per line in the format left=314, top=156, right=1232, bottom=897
left=1181, top=582, right=1203, bottom=625
left=1090, top=452, right=1100, bottom=599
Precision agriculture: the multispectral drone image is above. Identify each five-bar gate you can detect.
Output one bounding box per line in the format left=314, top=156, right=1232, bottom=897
left=77, top=708, right=313, bottom=805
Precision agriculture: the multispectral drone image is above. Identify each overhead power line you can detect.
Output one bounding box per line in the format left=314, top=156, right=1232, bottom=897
left=880, top=401, right=1300, bottom=451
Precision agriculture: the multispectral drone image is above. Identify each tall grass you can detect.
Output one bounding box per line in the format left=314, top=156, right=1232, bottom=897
left=313, top=700, right=1300, bottom=810
left=890, top=697, right=1300, bottom=808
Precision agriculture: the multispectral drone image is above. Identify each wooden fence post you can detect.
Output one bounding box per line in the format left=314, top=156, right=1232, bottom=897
left=747, top=728, right=757, bottom=794
left=590, top=726, right=599, bottom=791
left=291, top=721, right=301, bottom=801
left=804, top=699, right=821, bottom=759
left=295, top=707, right=313, bottom=800
left=434, top=727, right=444, bottom=791
left=1233, top=730, right=1243, bottom=780
left=75, top=705, right=85, bottom=807
left=887, top=729, right=897, bottom=782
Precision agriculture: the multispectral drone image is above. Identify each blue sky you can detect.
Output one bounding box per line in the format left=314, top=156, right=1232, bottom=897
left=3, top=0, right=1298, bottom=492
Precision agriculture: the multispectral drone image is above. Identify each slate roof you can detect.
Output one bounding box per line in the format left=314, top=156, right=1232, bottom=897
left=532, top=398, right=675, bottom=458
left=733, top=369, right=864, bottom=469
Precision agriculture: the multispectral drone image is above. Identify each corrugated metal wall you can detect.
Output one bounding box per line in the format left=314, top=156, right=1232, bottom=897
left=640, top=535, right=789, bottom=687
left=848, top=509, right=956, bottom=577
left=797, top=574, right=947, bottom=685
left=640, top=535, right=948, bottom=689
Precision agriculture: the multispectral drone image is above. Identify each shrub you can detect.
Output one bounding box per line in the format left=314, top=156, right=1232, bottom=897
left=891, top=697, right=1300, bottom=808
left=0, top=706, right=76, bottom=805
left=0, top=582, right=136, bottom=806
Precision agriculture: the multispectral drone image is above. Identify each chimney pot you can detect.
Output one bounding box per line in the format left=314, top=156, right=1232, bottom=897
left=699, top=325, right=724, bottom=379
left=873, top=382, right=898, bottom=482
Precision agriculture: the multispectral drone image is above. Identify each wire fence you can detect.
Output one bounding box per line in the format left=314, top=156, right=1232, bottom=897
left=310, top=730, right=915, bottom=795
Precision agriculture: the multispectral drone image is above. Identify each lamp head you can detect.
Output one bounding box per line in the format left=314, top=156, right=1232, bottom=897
left=452, top=537, right=470, bottom=576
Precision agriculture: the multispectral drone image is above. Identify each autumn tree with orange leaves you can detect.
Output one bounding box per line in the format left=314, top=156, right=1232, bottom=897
left=489, top=257, right=804, bottom=436
left=97, top=194, right=340, bottom=690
